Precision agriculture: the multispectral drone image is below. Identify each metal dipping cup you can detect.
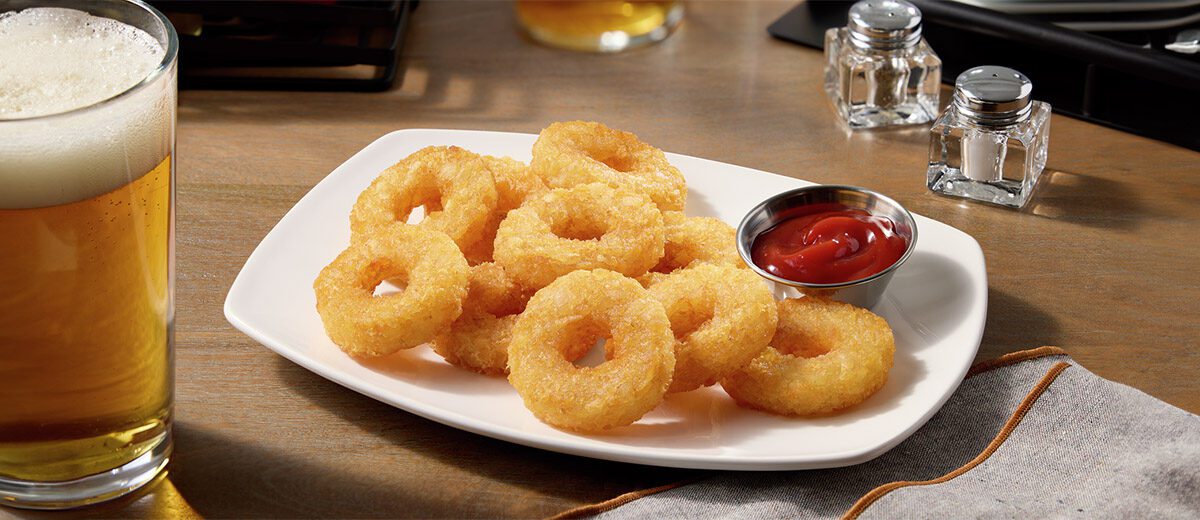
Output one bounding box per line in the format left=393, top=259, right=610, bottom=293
left=736, top=185, right=918, bottom=309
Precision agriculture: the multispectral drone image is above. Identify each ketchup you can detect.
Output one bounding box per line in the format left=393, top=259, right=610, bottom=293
left=750, top=203, right=908, bottom=285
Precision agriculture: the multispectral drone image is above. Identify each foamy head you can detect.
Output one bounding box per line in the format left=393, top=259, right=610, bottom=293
left=0, top=6, right=175, bottom=209
left=0, top=8, right=165, bottom=118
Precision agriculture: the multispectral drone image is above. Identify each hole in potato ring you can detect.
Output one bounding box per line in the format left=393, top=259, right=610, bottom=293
left=638, top=211, right=746, bottom=286
left=493, top=183, right=665, bottom=289
left=720, top=297, right=895, bottom=416
left=432, top=262, right=536, bottom=375
left=647, top=264, right=778, bottom=393
left=531, top=121, right=687, bottom=211
left=314, top=225, right=469, bottom=358
left=462, top=156, right=549, bottom=265
left=508, top=269, right=675, bottom=432
left=350, top=146, right=498, bottom=252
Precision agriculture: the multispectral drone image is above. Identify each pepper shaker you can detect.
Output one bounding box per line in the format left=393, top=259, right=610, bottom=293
left=927, top=66, right=1052, bottom=208
left=823, top=0, right=942, bottom=129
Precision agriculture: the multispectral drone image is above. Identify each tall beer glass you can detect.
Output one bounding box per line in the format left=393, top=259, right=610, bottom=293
left=0, top=0, right=176, bottom=509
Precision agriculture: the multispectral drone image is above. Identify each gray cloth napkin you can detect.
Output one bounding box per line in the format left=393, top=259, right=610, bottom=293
left=586, top=351, right=1200, bottom=519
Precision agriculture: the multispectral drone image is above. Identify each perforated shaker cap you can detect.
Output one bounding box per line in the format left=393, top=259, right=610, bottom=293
left=847, top=0, right=923, bottom=50
left=952, top=66, right=1034, bottom=125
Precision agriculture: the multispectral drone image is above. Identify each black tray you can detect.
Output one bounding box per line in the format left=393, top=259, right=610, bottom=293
left=151, top=0, right=418, bottom=92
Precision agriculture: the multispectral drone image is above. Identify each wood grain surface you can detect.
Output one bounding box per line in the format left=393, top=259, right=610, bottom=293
left=6, top=1, right=1199, bottom=518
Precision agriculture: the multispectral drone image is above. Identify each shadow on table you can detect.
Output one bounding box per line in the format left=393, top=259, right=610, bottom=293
left=168, top=423, right=421, bottom=518
left=6, top=407, right=688, bottom=518
left=5, top=421, right=409, bottom=519
left=269, top=358, right=697, bottom=516
left=978, top=288, right=1063, bottom=362
left=1023, top=169, right=1154, bottom=232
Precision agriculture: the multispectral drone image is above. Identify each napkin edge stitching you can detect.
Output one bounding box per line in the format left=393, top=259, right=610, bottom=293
left=967, top=346, right=1066, bottom=378
left=546, top=475, right=710, bottom=520
left=841, top=360, right=1072, bottom=520
left=541, top=346, right=1071, bottom=520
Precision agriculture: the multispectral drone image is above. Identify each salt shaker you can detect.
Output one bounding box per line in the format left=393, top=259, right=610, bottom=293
left=823, top=0, right=941, bottom=129
left=926, top=66, right=1052, bottom=208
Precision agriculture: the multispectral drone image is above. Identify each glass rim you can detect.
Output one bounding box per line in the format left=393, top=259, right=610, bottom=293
left=0, top=0, right=179, bottom=123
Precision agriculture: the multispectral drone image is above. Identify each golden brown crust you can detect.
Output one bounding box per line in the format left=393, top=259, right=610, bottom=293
left=314, top=225, right=469, bottom=357
left=721, top=297, right=895, bottom=416
left=508, top=270, right=674, bottom=432
left=531, top=121, right=687, bottom=211
left=648, top=264, right=777, bottom=393
left=432, top=262, right=535, bottom=375
left=494, top=183, right=665, bottom=289
left=349, top=146, right=498, bottom=251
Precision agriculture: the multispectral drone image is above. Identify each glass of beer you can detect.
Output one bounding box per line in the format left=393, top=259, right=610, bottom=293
left=0, top=0, right=177, bottom=509
left=516, top=1, right=684, bottom=53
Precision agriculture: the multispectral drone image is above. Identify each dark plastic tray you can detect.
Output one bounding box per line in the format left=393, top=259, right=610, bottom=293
left=151, top=0, right=418, bottom=92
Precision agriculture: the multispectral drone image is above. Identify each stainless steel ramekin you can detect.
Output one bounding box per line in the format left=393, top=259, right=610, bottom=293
left=736, top=185, right=918, bottom=309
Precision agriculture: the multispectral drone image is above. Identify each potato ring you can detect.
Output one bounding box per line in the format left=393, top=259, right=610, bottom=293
left=494, top=183, right=664, bottom=289
left=487, top=155, right=548, bottom=214
left=639, top=211, right=745, bottom=286
left=432, top=262, right=535, bottom=375
left=720, top=297, right=895, bottom=416
left=531, top=121, right=687, bottom=211
left=350, top=146, right=498, bottom=251
left=434, top=314, right=518, bottom=376
left=647, top=264, right=778, bottom=393
left=508, top=269, right=674, bottom=432
left=462, top=156, right=548, bottom=265
left=314, top=226, right=469, bottom=358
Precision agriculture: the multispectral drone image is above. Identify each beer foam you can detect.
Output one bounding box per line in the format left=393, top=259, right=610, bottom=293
left=0, top=8, right=164, bottom=119
left=0, top=7, right=174, bottom=208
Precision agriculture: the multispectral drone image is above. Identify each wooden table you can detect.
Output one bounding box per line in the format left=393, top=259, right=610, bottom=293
left=12, top=2, right=1198, bottom=518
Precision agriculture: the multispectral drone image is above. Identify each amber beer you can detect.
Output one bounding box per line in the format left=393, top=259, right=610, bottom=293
left=0, top=1, right=176, bottom=508
left=516, top=0, right=683, bottom=52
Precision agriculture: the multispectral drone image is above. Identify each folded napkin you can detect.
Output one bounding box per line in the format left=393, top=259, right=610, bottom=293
left=554, top=347, right=1200, bottom=519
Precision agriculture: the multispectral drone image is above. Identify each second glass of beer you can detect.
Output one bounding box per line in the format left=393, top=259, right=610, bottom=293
left=516, top=1, right=684, bottom=53
left=0, top=0, right=177, bottom=509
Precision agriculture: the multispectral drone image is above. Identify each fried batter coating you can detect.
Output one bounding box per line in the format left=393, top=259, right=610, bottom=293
left=639, top=211, right=745, bottom=286
left=314, top=226, right=469, bottom=357
left=350, top=146, right=498, bottom=252
left=432, top=262, right=535, bottom=375
left=494, top=183, right=664, bottom=289
left=462, top=156, right=548, bottom=265
left=508, top=270, right=674, bottom=432
left=721, top=297, right=895, bottom=416
left=648, top=264, right=778, bottom=393
left=531, top=121, right=687, bottom=211
left=488, top=155, right=548, bottom=215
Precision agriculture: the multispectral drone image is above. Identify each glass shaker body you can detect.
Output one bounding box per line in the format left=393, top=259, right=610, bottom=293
left=927, top=66, right=1051, bottom=208
left=822, top=4, right=941, bottom=129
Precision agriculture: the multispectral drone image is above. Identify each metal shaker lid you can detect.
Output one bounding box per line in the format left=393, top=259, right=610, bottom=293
left=953, top=66, right=1034, bottom=125
left=847, top=0, right=923, bottom=50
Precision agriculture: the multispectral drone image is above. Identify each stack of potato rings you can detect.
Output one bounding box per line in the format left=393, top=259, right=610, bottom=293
left=314, top=121, right=895, bottom=433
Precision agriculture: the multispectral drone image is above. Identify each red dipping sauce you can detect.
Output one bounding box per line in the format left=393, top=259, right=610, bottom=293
left=750, top=203, right=909, bottom=285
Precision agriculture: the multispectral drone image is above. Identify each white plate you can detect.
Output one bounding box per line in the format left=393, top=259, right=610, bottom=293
left=224, top=129, right=987, bottom=471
